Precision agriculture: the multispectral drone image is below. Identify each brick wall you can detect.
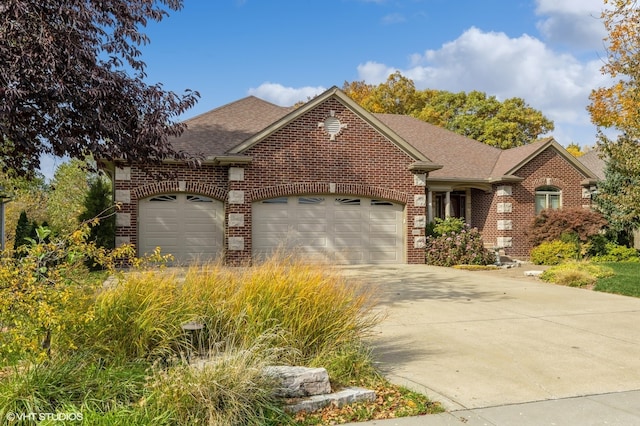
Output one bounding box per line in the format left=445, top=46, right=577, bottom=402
left=115, top=96, right=428, bottom=264
left=482, top=147, right=590, bottom=258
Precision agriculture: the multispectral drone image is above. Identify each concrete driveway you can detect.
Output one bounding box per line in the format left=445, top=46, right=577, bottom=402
left=339, top=264, right=640, bottom=411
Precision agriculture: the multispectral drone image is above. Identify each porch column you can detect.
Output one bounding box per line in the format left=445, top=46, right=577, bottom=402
left=445, top=191, right=451, bottom=218
left=466, top=188, right=472, bottom=224
left=427, top=190, right=433, bottom=222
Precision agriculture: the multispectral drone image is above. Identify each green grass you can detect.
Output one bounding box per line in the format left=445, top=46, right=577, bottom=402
left=594, top=262, right=640, bottom=297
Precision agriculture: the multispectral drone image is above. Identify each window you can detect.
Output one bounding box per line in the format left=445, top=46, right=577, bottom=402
left=535, top=186, right=561, bottom=214
left=335, top=198, right=361, bottom=206
left=298, top=197, right=325, bottom=205
left=262, top=197, right=288, bottom=204
left=149, top=195, right=177, bottom=202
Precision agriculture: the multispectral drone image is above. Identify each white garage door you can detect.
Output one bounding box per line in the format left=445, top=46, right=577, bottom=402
left=253, top=196, right=404, bottom=264
left=139, top=194, right=223, bottom=263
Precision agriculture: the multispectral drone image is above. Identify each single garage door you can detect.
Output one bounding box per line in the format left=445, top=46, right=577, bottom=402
left=253, top=196, right=404, bottom=264
left=139, top=194, right=223, bottom=263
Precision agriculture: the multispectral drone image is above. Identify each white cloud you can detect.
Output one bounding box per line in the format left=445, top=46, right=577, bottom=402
left=534, top=0, right=606, bottom=50
left=247, top=83, right=326, bottom=106
left=358, top=27, right=612, bottom=145
left=356, top=61, right=398, bottom=84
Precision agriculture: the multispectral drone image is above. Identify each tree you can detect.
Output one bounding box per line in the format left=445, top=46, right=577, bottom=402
left=13, top=210, right=31, bottom=251
left=415, top=91, right=554, bottom=148
left=78, top=176, right=115, bottom=251
left=363, top=72, right=424, bottom=115
left=47, top=159, right=91, bottom=234
left=0, top=0, right=199, bottom=176
left=565, top=143, right=586, bottom=157
left=343, top=73, right=554, bottom=149
left=1, top=172, right=48, bottom=247
left=593, top=157, right=638, bottom=245
left=588, top=0, right=640, bottom=226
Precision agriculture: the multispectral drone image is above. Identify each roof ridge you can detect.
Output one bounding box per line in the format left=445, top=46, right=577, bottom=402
left=183, top=96, right=287, bottom=124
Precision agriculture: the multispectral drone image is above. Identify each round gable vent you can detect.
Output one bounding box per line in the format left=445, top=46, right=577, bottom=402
left=317, top=110, right=347, bottom=140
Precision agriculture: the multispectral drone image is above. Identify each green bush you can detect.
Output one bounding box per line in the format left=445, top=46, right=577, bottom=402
left=425, top=224, right=495, bottom=267
left=430, top=217, right=465, bottom=237
left=591, top=243, right=640, bottom=262
left=530, top=240, right=579, bottom=265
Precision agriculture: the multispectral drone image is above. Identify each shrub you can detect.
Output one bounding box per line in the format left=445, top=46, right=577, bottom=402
left=527, top=208, right=608, bottom=246
left=0, top=226, right=138, bottom=363
left=144, top=335, right=284, bottom=426
left=12, top=210, right=31, bottom=252
left=425, top=224, right=495, bottom=267
left=430, top=217, right=465, bottom=237
left=82, top=255, right=381, bottom=385
left=87, top=270, right=196, bottom=361
left=549, top=269, right=596, bottom=287
left=180, top=256, right=382, bottom=371
left=591, top=243, right=640, bottom=262
left=530, top=240, right=579, bottom=265
left=540, top=261, right=614, bottom=287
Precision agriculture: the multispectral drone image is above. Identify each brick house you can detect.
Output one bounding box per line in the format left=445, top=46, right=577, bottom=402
left=104, top=87, right=598, bottom=264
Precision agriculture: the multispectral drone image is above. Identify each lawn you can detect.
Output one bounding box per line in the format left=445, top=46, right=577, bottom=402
left=594, top=262, right=640, bottom=297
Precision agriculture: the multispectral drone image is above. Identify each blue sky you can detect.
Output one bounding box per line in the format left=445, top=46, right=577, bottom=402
left=42, top=0, right=612, bottom=178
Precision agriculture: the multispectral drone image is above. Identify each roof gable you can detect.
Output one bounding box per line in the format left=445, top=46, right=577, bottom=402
left=493, top=138, right=598, bottom=180
left=228, top=87, right=437, bottom=167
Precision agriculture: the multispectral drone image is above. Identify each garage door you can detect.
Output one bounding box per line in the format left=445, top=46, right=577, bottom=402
left=139, top=194, right=223, bottom=263
left=253, top=196, right=404, bottom=264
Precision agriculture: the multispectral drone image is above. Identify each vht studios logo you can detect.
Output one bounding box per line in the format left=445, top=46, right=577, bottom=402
left=6, top=411, right=83, bottom=422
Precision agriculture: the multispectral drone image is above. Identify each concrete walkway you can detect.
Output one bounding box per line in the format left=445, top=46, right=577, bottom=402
left=339, top=264, right=640, bottom=425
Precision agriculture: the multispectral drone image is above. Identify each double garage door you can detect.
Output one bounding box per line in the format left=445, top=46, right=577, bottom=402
left=138, top=194, right=405, bottom=264
left=253, top=196, right=404, bottom=264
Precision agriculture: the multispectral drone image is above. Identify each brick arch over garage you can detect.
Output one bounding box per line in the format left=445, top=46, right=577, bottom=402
left=249, top=183, right=411, bottom=205
left=133, top=181, right=228, bottom=201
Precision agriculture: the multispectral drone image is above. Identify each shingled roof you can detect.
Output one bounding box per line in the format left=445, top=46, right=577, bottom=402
left=168, top=89, right=597, bottom=183
left=490, top=137, right=556, bottom=177
left=374, top=113, right=501, bottom=179
left=169, top=96, right=293, bottom=157
left=577, top=148, right=606, bottom=180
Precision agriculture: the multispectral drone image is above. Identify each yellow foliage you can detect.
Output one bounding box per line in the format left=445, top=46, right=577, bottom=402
left=0, top=225, right=163, bottom=363
left=565, top=143, right=585, bottom=157
left=589, top=0, right=640, bottom=131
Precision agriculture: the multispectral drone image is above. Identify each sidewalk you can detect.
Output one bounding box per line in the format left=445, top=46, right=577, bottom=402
left=345, top=389, right=640, bottom=425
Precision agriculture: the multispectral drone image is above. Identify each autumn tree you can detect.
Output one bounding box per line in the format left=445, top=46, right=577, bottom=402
left=1, top=172, right=48, bottom=248
left=565, top=143, right=586, bottom=157
left=343, top=72, right=554, bottom=148
left=0, top=0, right=199, bottom=176
left=416, top=91, right=554, bottom=148
left=47, top=159, right=92, bottom=234
left=588, top=0, right=640, bottom=230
